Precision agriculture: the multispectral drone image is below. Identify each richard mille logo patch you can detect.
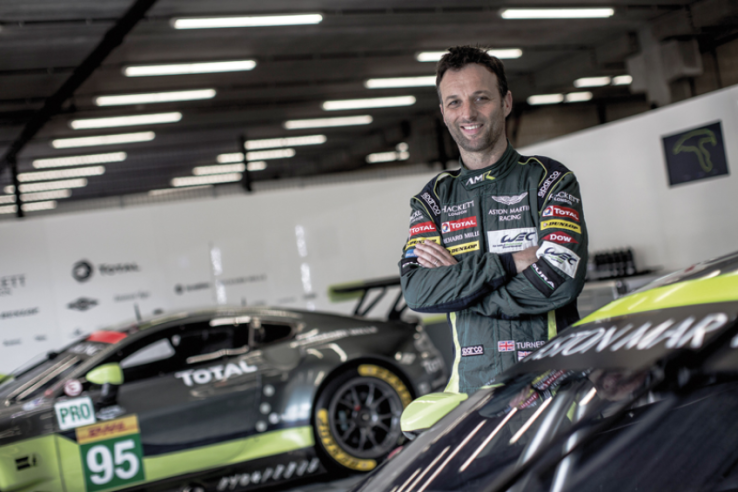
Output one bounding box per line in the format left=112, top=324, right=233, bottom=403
left=461, top=345, right=484, bottom=357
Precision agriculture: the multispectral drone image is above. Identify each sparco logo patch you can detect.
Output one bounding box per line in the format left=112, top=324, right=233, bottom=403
left=498, top=340, right=515, bottom=352
left=541, top=219, right=581, bottom=234
left=409, top=221, right=437, bottom=236
left=487, top=228, right=537, bottom=254
left=543, top=232, right=578, bottom=245
left=461, top=345, right=484, bottom=357
left=421, top=192, right=441, bottom=216
left=441, top=216, right=477, bottom=234
left=447, top=241, right=480, bottom=256
left=537, top=241, right=580, bottom=278
left=542, top=205, right=580, bottom=222
left=538, top=171, right=561, bottom=198
left=490, top=192, right=528, bottom=206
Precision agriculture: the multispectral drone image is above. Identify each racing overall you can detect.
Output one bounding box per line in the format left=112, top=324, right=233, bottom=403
left=399, top=143, right=588, bottom=394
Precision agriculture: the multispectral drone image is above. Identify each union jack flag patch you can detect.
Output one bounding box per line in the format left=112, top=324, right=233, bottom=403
left=498, top=340, right=515, bottom=352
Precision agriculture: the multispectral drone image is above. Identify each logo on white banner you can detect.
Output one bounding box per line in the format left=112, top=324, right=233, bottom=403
left=536, top=241, right=580, bottom=278
left=0, top=274, right=26, bottom=296
left=487, top=228, right=538, bottom=253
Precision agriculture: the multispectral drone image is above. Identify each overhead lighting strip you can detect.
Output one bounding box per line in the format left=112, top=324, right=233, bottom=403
left=171, top=173, right=242, bottom=187
left=124, top=60, right=256, bottom=77
left=52, top=132, right=155, bottom=149
left=500, top=8, right=615, bottom=19
left=172, top=14, right=323, bottom=29
left=245, top=149, right=296, bottom=161
left=21, top=190, right=73, bottom=202
left=364, top=76, right=436, bottom=88
left=245, top=134, right=326, bottom=150
left=193, top=163, right=245, bottom=175
left=95, top=89, right=216, bottom=106
left=70, top=112, right=181, bottom=130
left=612, top=75, right=633, bottom=85
left=284, top=115, right=372, bottom=130
left=527, top=94, right=564, bottom=105
left=565, top=91, right=593, bottom=103
left=322, top=96, right=416, bottom=111
left=33, top=152, right=126, bottom=168
left=574, top=76, right=611, bottom=88
left=18, top=166, right=105, bottom=182
left=22, top=201, right=57, bottom=212
left=5, top=178, right=88, bottom=194
left=416, top=49, right=522, bottom=62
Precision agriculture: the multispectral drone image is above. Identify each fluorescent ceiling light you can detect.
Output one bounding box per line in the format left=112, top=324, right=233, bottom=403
left=8, top=178, right=88, bottom=193
left=52, top=132, right=155, bottom=149
left=95, top=89, right=216, bottom=106
left=284, top=115, right=373, bottom=130
left=172, top=173, right=242, bottom=187
left=245, top=134, right=326, bottom=150
left=366, top=151, right=410, bottom=164
left=149, top=185, right=213, bottom=196
left=217, top=153, right=244, bottom=164
left=416, top=49, right=523, bottom=62
left=19, top=166, right=105, bottom=182
left=565, top=91, right=593, bottom=103
left=172, top=14, right=323, bottom=29
left=245, top=149, right=295, bottom=161
left=612, top=75, right=633, bottom=85
left=193, top=163, right=245, bottom=175
left=247, top=161, right=267, bottom=172
left=21, top=189, right=72, bottom=202
left=0, top=195, right=15, bottom=204
left=22, top=201, right=57, bottom=212
left=574, top=76, right=611, bottom=88
left=365, top=76, right=436, bottom=89
left=124, top=60, right=256, bottom=77
left=33, top=152, right=126, bottom=169
left=323, top=96, right=416, bottom=111
left=0, top=205, right=17, bottom=215
left=500, top=8, right=615, bottom=19
left=527, top=94, right=564, bottom=105
left=71, top=112, right=181, bottom=130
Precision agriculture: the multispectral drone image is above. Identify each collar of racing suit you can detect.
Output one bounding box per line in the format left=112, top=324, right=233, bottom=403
left=457, top=141, right=521, bottom=189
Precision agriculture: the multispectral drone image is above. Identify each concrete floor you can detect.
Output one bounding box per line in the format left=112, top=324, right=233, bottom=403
left=279, top=473, right=364, bottom=492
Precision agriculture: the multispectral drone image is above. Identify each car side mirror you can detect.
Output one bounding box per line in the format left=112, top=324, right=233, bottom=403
left=400, top=392, right=469, bottom=440
left=86, top=363, right=124, bottom=405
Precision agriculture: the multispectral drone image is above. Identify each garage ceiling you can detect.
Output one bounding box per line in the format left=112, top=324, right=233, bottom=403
left=0, top=0, right=736, bottom=210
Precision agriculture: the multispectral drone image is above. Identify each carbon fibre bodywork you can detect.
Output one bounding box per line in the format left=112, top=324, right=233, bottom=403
left=0, top=306, right=447, bottom=492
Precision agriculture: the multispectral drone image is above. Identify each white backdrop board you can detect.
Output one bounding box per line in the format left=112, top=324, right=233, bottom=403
left=1, top=84, right=737, bottom=372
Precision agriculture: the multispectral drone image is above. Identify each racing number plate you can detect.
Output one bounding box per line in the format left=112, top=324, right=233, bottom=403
left=76, top=415, right=146, bottom=492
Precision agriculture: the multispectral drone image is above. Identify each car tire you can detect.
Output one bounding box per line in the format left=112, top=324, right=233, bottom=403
left=313, top=363, right=413, bottom=473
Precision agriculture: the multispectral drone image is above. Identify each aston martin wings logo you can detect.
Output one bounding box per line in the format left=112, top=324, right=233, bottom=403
left=490, top=192, right=528, bottom=206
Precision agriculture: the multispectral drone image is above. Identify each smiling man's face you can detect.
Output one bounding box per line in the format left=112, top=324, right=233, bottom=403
left=438, top=63, right=512, bottom=164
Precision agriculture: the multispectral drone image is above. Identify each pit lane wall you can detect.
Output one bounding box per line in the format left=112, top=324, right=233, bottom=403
left=1, top=84, right=737, bottom=373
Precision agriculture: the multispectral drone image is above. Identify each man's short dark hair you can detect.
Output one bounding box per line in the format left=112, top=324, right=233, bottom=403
left=436, top=46, right=509, bottom=101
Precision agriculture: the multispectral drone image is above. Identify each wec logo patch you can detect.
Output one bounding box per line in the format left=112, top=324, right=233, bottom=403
left=537, top=241, right=580, bottom=278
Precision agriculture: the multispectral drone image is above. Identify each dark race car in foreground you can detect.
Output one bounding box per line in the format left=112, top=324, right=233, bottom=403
left=0, top=288, right=447, bottom=492
left=350, top=251, right=738, bottom=492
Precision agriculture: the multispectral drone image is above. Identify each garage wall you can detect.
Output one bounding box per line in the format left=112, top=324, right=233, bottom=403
left=1, top=84, right=737, bottom=373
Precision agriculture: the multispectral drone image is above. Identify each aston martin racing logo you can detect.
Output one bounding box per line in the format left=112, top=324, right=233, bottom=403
left=68, top=297, right=98, bottom=311
left=490, top=192, right=527, bottom=206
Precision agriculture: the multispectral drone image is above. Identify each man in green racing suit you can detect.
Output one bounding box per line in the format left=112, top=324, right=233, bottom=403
left=399, top=46, right=588, bottom=394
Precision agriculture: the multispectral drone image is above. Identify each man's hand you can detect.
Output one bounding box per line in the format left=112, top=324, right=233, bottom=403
left=414, top=240, right=458, bottom=268
left=512, top=246, right=539, bottom=273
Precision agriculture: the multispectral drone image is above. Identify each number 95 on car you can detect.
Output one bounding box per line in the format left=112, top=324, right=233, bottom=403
left=75, top=415, right=145, bottom=492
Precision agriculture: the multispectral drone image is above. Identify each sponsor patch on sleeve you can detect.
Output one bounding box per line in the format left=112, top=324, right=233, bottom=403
left=523, top=258, right=565, bottom=297
left=517, top=351, right=532, bottom=361
left=498, top=340, right=516, bottom=352
left=542, top=232, right=578, bottom=245
left=461, top=345, right=485, bottom=357
left=541, top=219, right=581, bottom=234
left=409, top=221, right=437, bottom=236
left=405, top=236, right=441, bottom=250
left=542, top=205, right=579, bottom=222
left=536, top=241, right=581, bottom=278
left=447, top=240, right=480, bottom=256
left=400, top=257, right=421, bottom=270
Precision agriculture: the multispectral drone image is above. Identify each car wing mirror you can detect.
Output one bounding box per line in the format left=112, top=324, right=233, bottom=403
left=400, top=392, right=469, bottom=439
left=86, top=363, right=123, bottom=405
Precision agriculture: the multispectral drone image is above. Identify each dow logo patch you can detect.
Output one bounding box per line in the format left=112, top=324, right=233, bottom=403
left=662, top=121, right=728, bottom=186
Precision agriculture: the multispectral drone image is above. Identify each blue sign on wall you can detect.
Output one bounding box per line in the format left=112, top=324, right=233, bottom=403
left=662, top=121, right=729, bottom=186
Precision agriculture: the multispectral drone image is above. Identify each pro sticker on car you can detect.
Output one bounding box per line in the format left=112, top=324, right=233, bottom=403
left=55, top=396, right=96, bottom=430
left=76, top=415, right=146, bottom=492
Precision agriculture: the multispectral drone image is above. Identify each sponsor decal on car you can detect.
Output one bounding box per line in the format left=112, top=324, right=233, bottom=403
left=216, top=459, right=321, bottom=491
left=491, top=192, right=528, bottom=206
left=537, top=241, right=581, bottom=278
left=541, top=219, right=582, bottom=234
left=409, top=221, right=437, bottom=236
left=55, top=396, right=96, bottom=430
left=461, top=345, right=484, bottom=357
left=405, top=236, right=441, bottom=250
left=542, top=205, right=580, bottom=222
left=487, top=228, right=537, bottom=253
left=538, top=171, right=561, bottom=198
left=175, top=361, right=258, bottom=386
left=441, top=216, right=477, bottom=234
left=498, top=340, right=515, bottom=352
left=447, top=240, right=480, bottom=256
left=543, top=232, right=578, bottom=245
left=88, top=331, right=127, bottom=344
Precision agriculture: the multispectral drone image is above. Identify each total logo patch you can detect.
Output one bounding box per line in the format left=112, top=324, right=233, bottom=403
left=541, top=219, right=581, bottom=234
left=498, top=340, right=516, bottom=352
left=441, top=216, right=477, bottom=234
left=461, top=345, right=484, bottom=357
left=537, top=241, right=581, bottom=278
left=409, top=221, right=437, bottom=236
left=542, top=205, right=579, bottom=222
left=405, top=236, right=441, bottom=250
left=487, top=228, right=537, bottom=254
left=447, top=241, right=480, bottom=256
left=542, top=232, right=578, bottom=245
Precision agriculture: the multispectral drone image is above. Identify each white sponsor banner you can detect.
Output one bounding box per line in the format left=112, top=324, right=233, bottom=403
left=536, top=241, right=580, bottom=278
left=487, top=227, right=537, bottom=254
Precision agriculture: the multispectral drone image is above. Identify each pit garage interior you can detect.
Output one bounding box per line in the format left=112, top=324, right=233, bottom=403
left=0, top=1, right=737, bottom=491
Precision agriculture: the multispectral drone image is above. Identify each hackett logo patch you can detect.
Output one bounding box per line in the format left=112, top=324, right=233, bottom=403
left=461, top=345, right=484, bottom=357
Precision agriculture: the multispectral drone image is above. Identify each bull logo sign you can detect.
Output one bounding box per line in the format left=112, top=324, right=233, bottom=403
left=662, top=121, right=728, bottom=186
